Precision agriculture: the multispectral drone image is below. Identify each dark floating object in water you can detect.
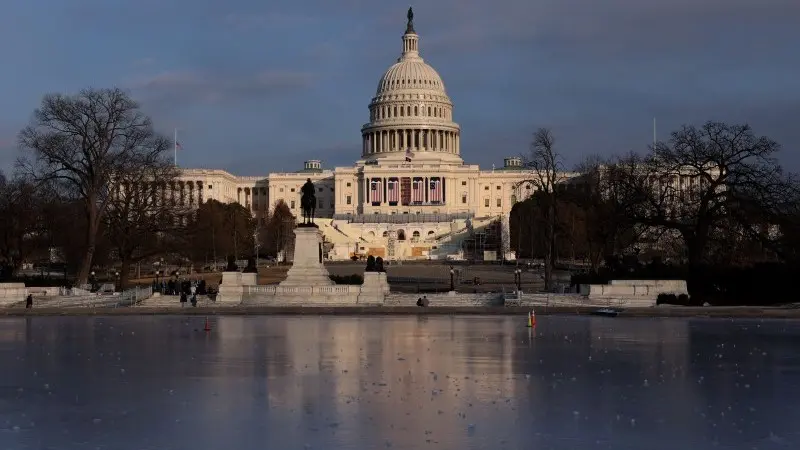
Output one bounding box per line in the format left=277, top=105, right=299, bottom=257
left=592, top=308, right=619, bottom=317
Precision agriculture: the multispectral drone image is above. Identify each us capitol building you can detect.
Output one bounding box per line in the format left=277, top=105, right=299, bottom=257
left=175, top=10, right=565, bottom=261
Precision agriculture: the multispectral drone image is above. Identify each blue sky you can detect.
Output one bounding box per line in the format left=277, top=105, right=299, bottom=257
left=1, top=0, right=799, bottom=175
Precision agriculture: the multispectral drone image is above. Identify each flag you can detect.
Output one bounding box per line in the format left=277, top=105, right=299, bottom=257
left=175, top=141, right=183, bottom=150
left=387, top=178, right=399, bottom=203
left=412, top=177, right=424, bottom=203
left=429, top=178, right=441, bottom=203
left=370, top=179, right=382, bottom=203
left=404, top=148, right=413, bottom=162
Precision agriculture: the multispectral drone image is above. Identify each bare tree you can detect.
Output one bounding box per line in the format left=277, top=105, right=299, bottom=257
left=569, top=155, right=642, bottom=270
left=609, top=121, right=795, bottom=267
left=17, top=87, right=167, bottom=284
left=264, top=200, right=296, bottom=261
left=103, top=150, right=182, bottom=289
left=519, top=128, right=566, bottom=290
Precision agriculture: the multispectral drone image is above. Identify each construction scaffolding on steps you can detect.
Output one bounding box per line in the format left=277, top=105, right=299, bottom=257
left=461, top=218, right=502, bottom=262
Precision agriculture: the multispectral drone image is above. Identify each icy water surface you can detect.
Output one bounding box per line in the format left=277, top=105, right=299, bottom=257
left=0, top=315, right=799, bottom=450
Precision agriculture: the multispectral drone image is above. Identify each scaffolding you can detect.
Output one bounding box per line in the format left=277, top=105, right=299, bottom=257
left=461, top=219, right=502, bottom=262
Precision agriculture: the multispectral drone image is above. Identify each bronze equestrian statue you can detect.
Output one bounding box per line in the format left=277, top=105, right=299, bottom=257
left=300, top=178, right=317, bottom=227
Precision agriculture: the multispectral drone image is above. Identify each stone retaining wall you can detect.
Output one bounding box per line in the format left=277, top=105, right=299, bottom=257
left=0, top=283, right=27, bottom=306
left=385, top=292, right=503, bottom=307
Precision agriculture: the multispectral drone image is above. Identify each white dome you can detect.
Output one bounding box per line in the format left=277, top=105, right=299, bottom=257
left=360, top=9, right=461, bottom=164
left=376, top=59, right=446, bottom=96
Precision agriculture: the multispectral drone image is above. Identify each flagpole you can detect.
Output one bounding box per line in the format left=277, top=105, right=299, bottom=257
left=173, top=128, right=178, bottom=167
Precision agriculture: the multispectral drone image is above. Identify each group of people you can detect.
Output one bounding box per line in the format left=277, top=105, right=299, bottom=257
left=152, top=278, right=208, bottom=297
left=151, top=278, right=211, bottom=307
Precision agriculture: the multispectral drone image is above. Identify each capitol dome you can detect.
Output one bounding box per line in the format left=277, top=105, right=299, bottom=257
left=360, top=8, right=461, bottom=164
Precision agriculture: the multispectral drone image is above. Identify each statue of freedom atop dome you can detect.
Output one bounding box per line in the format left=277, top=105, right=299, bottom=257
left=300, top=178, right=317, bottom=227
left=406, top=7, right=415, bottom=33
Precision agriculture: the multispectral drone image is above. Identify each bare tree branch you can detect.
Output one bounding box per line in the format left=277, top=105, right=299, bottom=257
left=17, top=87, right=165, bottom=285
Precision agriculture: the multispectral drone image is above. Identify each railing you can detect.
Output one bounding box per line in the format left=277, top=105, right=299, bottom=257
left=117, top=286, right=153, bottom=307
left=245, top=285, right=360, bottom=295
left=333, top=213, right=474, bottom=224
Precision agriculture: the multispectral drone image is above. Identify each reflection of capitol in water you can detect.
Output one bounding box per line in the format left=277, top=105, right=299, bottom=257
left=5, top=316, right=800, bottom=449
left=250, top=317, right=520, bottom=443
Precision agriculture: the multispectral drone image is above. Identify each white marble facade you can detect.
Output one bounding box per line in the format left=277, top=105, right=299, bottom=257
left=173, top=13, right=566, bottom=260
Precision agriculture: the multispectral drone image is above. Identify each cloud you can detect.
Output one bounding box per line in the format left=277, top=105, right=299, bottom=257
left=409, top=0, right=800, bottom=57
left=223, top=12, right=319, bottom=31
left=128, top=69, right=315, bottom=109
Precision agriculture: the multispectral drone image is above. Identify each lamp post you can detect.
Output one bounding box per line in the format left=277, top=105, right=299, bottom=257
left=115, top=271, right=120, bottom=290
left=515, top=268, right=522, bottom=291
left=90, top=271, right=96, bottom=292
left=449, top=267, right=455, bottom=292
left=253, top=229, right=260, bottom=270
left=155, top=270, right=161, bottom=293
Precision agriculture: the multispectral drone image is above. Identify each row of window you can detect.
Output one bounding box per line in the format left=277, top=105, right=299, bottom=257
left=381, top=76, right=440, bottom=90
left=371, top=104, right=451, bottom=121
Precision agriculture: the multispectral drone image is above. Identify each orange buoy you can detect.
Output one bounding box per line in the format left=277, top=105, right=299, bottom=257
left=204, top=317, right=211, bottom=332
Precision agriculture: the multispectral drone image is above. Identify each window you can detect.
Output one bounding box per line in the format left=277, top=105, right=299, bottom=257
left=318, top=199, right=323, bottom=208
left=484, top=198, right=489, bottom=207
left=346, top=195, right=352, bottom=205
left=318, top=187, right=323, bottom=192
left=497, top=198, right=502, bottom=207
left=484, top=186, right=489, bottom=190
left=208, top=184, right=213, bottom=189
left=290, top=188, right=295, bottom=192
left=461, top=181, right=467, bottom=186
left=346, top=182, right=351, bottom=187
left=290, top=200, right=295, bottom=209
left=496, top=185, right=501, bottom=190
left=462, top=195, right=467, bottom=204
left=382, top=231, right=388, bottom=237
left=279, top=188, right=284, bottom=192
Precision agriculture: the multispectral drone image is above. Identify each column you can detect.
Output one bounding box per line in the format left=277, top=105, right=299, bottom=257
left=424, top=177, right=429, bottom=203
left=455, top=134, right=459, bottom=154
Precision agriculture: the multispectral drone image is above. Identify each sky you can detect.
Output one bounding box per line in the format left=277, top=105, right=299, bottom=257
left=1, top=0, right=799, bottom=175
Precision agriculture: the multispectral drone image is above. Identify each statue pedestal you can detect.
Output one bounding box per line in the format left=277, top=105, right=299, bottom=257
left=240, top=272, right=257, bottom=286
left=358, top=271, right=390, bottom=304
left=217, top=271, right=244, bottom=304
left=280, top=226, right=334, bottom=287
